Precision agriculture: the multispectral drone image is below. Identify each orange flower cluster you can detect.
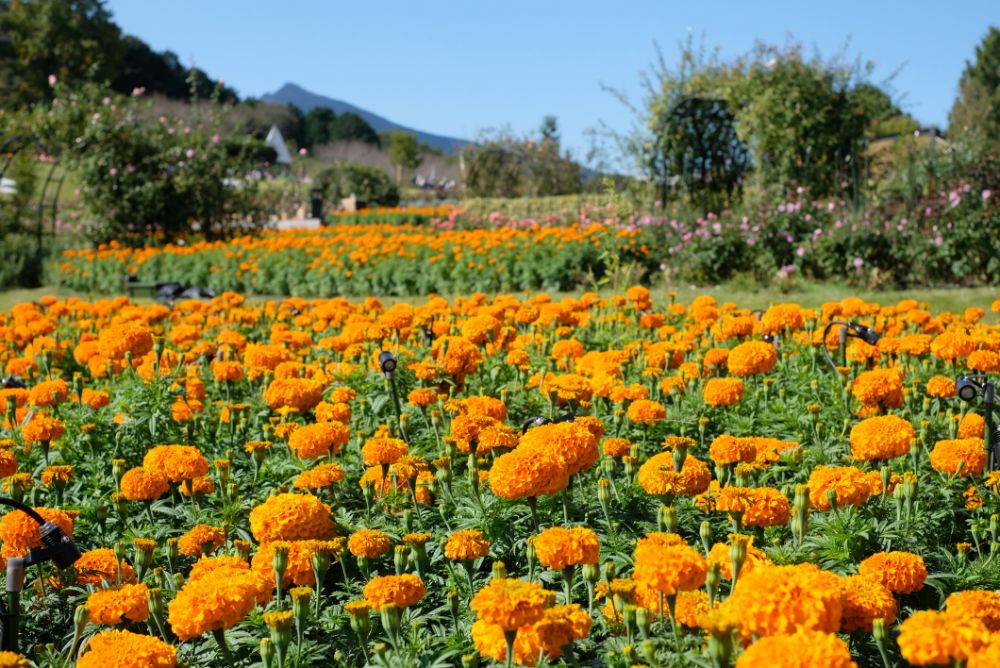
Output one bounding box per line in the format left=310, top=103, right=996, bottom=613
left=849, top=415, right=915, bottom=461
left=249, top=493, right=335, bottom=543
left=87, top=583, right=150, bottom=625
left=445, top=529, right=491, bottom=561
left=143, top=445, right=209, bottom=483
left=721, top=563, right=842, bottom=638
left=167, top=567, right=268, bottom=640
left=633, top=533, right=706, bottom=596
left=294, top=462, right=346, bottom=490
left=363, top=574, right=426, bottom=608
left=532, top=527, right=599, bottom=570
left=470, top=577, right=555, bottom=630
left=807, top=466, right=873, bottom=511
left=472, top=603, right=590, bottom=666
left=851, top=367, right=904, bottom=412
left=347, top=528, right=392, bottom=559
left=120, top=467, right=170, bottom=501
left=897, top=610, right=990, bottom=666
left=703, top=378, right=745, bottom=407
left=77, top=629, right=176, bottom=668
left=177, top=524, right=226, bottom=556
left=930, top=438, right=988, bottom=477
left=736, top=630, right=856, bottom=668
left=858, top=551, right=927, bottom=595
left=727, top=340, right=778, bottom=376
left=637, top=451, right=711, bottom=497
left=288, top=421, right=350, bottom=459
left=263, top=377, right=324, bottom=413
left=0, top=507, right=74, bottom=559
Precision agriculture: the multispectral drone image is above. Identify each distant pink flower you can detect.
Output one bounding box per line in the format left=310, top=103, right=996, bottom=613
left=185, top=149, right=195, bottom=159
left=796, top=246, right=805, bottom=257
left=299, top=148, right=308, bottom=156
left=654, top=200, right=662, bottom=208
left=159, top=116, right=167, bottom=124
left=934, top=236, right=943, bottom=246
left=212, top=133, right=221, bottom=144
left=48, top=74, right=57, bottom=86
left=131, top=87, right=145, bottom=97
left=853, top=257, right=863, bottom=269
left=984, top=189, right=992, bottom=200
left=109, top=167, right=118, bottom=177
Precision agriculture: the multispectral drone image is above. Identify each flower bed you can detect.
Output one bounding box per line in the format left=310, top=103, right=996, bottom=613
left=1, top=290, right=1000, bottom=666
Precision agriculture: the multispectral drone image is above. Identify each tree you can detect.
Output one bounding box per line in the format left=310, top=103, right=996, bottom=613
left=303, top=107, right=337, bottom=147
left=648, top=96, right=750, bottom=213
left=0, top=0, right=124, bottom=105
left=463, top=120, right=581, bottom=198
left=949, top=26, right=1000, bottom=144
left=328, top=112, right=380, bottom=146
left=387, top=130, right=422, bottom=184
left=111, top=36, right=189, bottom=98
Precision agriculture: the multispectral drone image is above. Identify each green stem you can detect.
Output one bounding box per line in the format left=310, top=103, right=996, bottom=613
left=212, top=628, right=235, bottom=663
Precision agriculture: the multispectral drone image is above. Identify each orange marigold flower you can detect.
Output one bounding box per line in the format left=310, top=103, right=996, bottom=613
left=926, top=375, right=957, bottom=398
left=601, top=437, right=633, bottom=458
left=348, top=528, right=391, bottom=559
left=143, top=445, right=209, bottom=483
left=361, top=437, right=408, bottom=466
left=897, top=610, right=990, bottom=666
left=177, top=524, right=225, bottom=557
left=189, top=555, right=249, bottom=582
left=857, top=551, right=927, bottom=595
left=28, top=379, right=70, bottom=407
left=407, top=388, right=438, bottom=407
left=626, top=399, right=666, bottom=423
left=959, top=412, right=985, bottom=439
left=77, top=629, right=175, bottom=668
left=761, top=304, right=804, bottom=334
left=532, top=527, right=599, bottom=571
left=707, top=538, right=770, bottom=580
left=0, top=651, right=32, bottom=667
left=838, top=574, right=897, bottom=633
left=211, top=360, right=244, bottom=382
left=294, top=462, right=346, bottom=490
left=743, top=487, right=791, bottom=528
left=20, top=412, right=65, bottom=443
left=735, top=630, right=856, bottom=668
left=0, top=507, right=74, bottom=559
left=315, top=400, right=351, bottom=424
left=80, top=388, right=110, bottom=409
left=930, top=438, right=988, bottom=477
left=472, top=604, right=590, bottom=666
left=120, top=467, right=170, bottom=501
left=807, top=466, right=873, bottom=511
left=75, top=548, right=137, bottom=587
left=40, top=465, right=73, bottom=488
left=518, top=421, right=598, bottom=476
left=703, top=378, right=745, bottom=407
left=0, top=449, right=17, bottom=478
left=488, top=447, right=569, bottom=500
left=263, top=377, right=324, bottom=413
left=87, top=583, right=150, bottom=626
left=249, top=493, right=335, bottom=543
left=945, top=589, right=1000, bottom=632
left=720, top=563, right=842, bottom=638
left=633, top=537, right=706, bottom=596
left=471, top=578, right=554, bottom=631
left=849, top=415, right=915, bottom=461
left=674, top=589, right=711, bottom=628
left=251, top=540, right=335, bottom=587
left=98, top=323, right=154, bottom=361
left=363, top=574, right=426, bottom=608
left=968, top=350, right=1000, bottom=373
left=727, top=340, right=777, bottom=376
left=851, top=367, right=904, bottom=411
left=709, top=434, right=757, bottom=466
left=445, top=529, right=491, bottom=561
left=288, top=422, right=350, bottom=459
left=167, top=569, right=268, bottom=640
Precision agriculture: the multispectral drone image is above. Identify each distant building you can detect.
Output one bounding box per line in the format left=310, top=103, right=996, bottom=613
left=266, top=125, right=293, bottom=166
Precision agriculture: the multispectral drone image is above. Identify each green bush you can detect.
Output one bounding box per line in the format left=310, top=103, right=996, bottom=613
left=314, top=163, right=399, bottom=207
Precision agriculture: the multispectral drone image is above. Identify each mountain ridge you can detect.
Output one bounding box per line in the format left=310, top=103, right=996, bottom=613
left=261, top=83, right=468, bottom=154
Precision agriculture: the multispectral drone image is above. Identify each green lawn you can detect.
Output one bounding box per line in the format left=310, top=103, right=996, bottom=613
left=2, top=280, right=997, bottom=315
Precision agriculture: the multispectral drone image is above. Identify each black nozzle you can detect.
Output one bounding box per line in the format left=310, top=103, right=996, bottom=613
left=850, top=324, right=881, bottom=346
left=378, top=351, right=397, bottom=376
left=521, top=416, right=551, bottom=434
left=957, top=376, right=981, bottom=403
left=37, top=522, right=81, bottom=569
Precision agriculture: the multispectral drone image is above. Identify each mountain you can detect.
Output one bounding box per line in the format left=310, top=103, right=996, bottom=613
left=262, top=83, right=468, bottom=154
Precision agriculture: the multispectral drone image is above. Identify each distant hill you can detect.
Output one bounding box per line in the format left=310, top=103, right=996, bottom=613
left=262, top=83, right=468, bottom=154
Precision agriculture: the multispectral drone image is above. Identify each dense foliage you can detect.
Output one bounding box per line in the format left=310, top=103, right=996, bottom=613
left=1, top=291, right=1000, bottom=667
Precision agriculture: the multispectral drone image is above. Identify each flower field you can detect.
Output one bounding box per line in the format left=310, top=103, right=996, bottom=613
left=2, top=289, right=1000, bottom=667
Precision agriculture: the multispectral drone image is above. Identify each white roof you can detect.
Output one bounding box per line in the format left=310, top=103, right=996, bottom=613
left=266, top=125, right=293, bottom=165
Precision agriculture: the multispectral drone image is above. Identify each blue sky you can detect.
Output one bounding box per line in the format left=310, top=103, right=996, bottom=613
left=106, top=1, right=998, bottom=160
